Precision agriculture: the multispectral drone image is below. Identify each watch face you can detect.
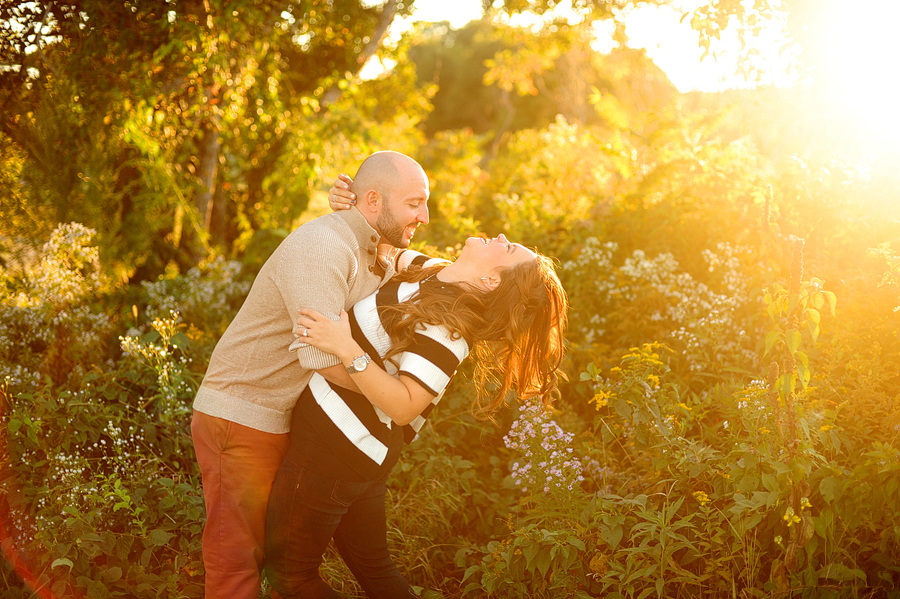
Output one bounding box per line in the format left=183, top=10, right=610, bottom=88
left=352, top=356, right=368, bottom=372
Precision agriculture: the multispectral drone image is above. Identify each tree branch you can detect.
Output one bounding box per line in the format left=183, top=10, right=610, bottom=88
left=319, top=0, right=400, bottom=108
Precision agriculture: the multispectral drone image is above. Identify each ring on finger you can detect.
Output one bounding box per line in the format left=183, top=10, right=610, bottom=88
left=302, top=327, right=308, bottom=337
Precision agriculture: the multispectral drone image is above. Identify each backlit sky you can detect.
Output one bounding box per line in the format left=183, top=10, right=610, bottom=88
left=397, top=0, right=900, bottom=156
left=401, top=0, right=778, bottom=93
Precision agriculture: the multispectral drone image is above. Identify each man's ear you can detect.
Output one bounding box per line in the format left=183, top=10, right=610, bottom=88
left=362, top=189, right=381, bottom=213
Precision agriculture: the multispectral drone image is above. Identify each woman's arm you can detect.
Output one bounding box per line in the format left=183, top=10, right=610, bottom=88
left=296, top=308, right=437, bottom=426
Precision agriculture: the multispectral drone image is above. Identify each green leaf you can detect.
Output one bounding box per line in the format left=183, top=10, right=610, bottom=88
left=170, top=332, right=190, bottom=349
left=612, top=397, right=632, bottom=420
left=808, top=321, right=820, bottom=343
left=461, top=564, right=481, bottom=584
left=797, top=360, right=811, bottom=389
left=600, top=523, right=623, bottom=550
left=52, top=558, right=74, bottom=569
left=523, top=543, right=539, bottom=567
left=785, top=330, right=801, bottom=355
left=777, top=373, right=792, bottom=398
left=534, top=549, right=552, bottom=578
left=787, top=293, right=800, bottom=315
left=824, top=291, right=837, bottom=316
left=567, top=537, right=586, bottom=551
left=147, top=529, right=170, bottom=546
left=764, top=330, right=782, bottom=356
left=102, top=566, right=123, bottom=583
left=816, top=563, right=857, bottom=581
left=819, top=477, right=841, bottom=503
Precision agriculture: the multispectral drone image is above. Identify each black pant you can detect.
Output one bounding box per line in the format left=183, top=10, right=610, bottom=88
left=264, top=458, right=416, bottom=599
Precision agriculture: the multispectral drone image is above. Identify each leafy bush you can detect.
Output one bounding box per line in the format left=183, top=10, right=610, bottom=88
left=2, top=97, right=899, bottom=599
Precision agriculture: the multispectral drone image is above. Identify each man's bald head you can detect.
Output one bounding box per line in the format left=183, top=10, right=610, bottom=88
left=350, top=150, right=430, bottom=248
left=350, top=151, right=424, bottom=202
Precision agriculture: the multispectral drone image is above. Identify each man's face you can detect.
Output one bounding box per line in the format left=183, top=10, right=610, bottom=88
left=375, top=169, right=429, bottom=248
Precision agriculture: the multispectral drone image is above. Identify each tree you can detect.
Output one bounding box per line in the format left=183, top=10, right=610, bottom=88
left=0, top=0, right=418, bottom=275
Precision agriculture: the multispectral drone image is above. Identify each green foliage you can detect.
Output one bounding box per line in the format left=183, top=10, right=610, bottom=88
left=1, top=370, right=204, bottom=598
left=0, top=0, right=430, bottom=277
left=2, top=6, right=900, bottom=598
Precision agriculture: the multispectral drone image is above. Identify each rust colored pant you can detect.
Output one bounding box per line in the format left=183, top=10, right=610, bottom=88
left=191, top=410, right=290, bottom=599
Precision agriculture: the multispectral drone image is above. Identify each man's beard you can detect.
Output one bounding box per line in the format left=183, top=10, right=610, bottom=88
left=376, top=199, right=410, bottom=248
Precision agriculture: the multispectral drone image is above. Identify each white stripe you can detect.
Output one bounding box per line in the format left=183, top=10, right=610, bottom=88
left=396, top=281, right=420, bottom=303
left=353, top=292, right=393, bottom=370
left=373, top=405, right=393, bottom=427
left=309, top=375, right=388, bottom=465
left=399, top=353, right=451, bottom=395
left=417, top=323, right=469, bottom=361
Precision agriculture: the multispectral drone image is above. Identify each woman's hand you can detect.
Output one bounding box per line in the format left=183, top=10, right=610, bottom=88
left=328, top=174, right=355, bottom=211
left=295, top=308, right=357, bottom=358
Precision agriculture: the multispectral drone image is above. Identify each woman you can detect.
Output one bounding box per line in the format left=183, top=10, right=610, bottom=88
left=265, top=234, right=567, bottom=598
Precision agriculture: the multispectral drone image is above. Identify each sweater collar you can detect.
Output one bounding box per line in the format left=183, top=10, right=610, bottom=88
left=338, top=206, right=382, bottom=249
left=338, top=207, right=396, bottom=279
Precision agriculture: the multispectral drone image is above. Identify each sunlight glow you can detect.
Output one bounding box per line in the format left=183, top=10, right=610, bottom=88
left=621, top=0, right=797, bottom=92
left=818, top=0, right=900, bottom=148
left=409, top=0, right=483, bottom=29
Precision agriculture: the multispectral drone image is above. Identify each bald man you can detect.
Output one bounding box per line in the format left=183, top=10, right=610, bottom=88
left=191, top=151, right=431, bottom=599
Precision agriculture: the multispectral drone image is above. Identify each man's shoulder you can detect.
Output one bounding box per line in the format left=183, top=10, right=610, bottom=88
left=284, top=213, right=358, bottom=252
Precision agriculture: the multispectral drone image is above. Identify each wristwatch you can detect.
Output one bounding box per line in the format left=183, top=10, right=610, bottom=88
left=346, top=353, right=371, bottom=374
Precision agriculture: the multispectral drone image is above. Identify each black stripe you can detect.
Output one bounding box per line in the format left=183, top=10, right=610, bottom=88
left=311, top=382, right=394, bottom=445
left=403, top=424, right=418, bottom=444
left=348, top=307, right=385, bottom=370
left=376, top=279, right=407, bottom=337
left=299, top=391, right=396, bottom=477
left=419, top=401, right=438, bottom=420
left=407, top=333, right=461, bottom=377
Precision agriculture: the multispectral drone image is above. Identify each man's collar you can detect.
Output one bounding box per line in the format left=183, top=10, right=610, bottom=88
left=338, top=206, right=381, bottom=247
left=336, top=208, right=397, bottom=278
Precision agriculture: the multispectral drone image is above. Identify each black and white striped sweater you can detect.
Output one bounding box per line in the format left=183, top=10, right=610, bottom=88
left=287, top=277, right=469, bottom=481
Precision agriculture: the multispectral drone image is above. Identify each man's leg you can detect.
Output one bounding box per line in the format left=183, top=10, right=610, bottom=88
left=191, top=410, right=289, bottom=599
left=332, top=477, right=417, bottom=599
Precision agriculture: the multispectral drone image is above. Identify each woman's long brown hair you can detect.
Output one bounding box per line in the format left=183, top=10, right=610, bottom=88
left=381, top=254, right=568, bottom=414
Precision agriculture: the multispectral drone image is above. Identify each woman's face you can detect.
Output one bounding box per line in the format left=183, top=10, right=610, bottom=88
left=460, top=233, right=537, bottom=273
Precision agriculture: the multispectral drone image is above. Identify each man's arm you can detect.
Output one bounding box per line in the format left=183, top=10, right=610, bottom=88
left=317, top=363, right=360, bottom=391
left=277, top=224, right=352, bottom=372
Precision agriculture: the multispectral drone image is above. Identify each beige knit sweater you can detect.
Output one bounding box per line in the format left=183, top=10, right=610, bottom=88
left=193, top=208, right=426, bottom=434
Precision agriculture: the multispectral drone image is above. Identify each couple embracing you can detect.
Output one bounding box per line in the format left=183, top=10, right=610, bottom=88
left=191, top=151, right=568, bottom=598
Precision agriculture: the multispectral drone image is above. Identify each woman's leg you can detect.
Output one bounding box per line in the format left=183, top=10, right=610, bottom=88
left=265, top=461, right=376, bottom=599
left=332, top=477, right=417, bottom=599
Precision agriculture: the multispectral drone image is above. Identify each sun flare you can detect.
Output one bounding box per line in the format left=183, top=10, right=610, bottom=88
left=817, top=0, right=900, bottom=147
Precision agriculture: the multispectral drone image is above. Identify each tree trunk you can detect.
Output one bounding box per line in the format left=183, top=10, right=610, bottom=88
left=195, top=118, right=220, bottom=234
left=320, top=0, right=400, bottom=107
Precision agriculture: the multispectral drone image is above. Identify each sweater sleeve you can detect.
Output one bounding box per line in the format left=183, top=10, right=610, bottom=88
left=276, top=223, right=356, bottom=371
left=396, top=249, right=448, bottom=272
